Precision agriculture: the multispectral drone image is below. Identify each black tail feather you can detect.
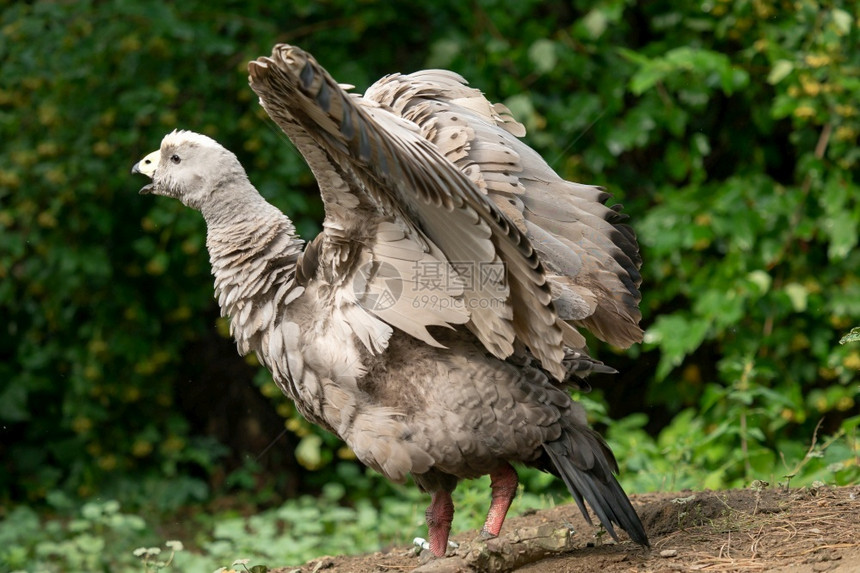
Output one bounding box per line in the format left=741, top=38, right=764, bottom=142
left=543, top=429, right=650, bottom=547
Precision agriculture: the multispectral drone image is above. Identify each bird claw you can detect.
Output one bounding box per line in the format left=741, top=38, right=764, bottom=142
left=412, top=538, right=459, bottom=553
left=479, top=528, right=498, bottom=540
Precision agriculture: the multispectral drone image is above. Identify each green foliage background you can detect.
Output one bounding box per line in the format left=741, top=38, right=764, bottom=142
left=1, top=0, right=859, bottom=567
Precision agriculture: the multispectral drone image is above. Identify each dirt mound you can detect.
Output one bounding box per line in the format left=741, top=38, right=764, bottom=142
left=272, top=485, right=860, bottom=572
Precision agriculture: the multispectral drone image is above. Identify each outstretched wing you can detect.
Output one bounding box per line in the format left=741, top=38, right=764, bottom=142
left=249, top=45, right=567, bottom=379
left=363, top=69, right=643, bottom=352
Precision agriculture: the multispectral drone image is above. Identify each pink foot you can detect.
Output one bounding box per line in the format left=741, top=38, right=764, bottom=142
left=480, top=463, right=518, bottom=538
left=426, top=490, right=454, bottom=557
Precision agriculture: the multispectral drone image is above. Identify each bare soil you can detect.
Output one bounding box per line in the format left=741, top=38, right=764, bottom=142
left=272, top=485, right=860, bottom=573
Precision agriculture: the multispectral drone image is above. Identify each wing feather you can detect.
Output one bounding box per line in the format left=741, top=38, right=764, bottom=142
left=249, top=45, right=565, bottom=378
left=364, top=68, right=643, bottom=358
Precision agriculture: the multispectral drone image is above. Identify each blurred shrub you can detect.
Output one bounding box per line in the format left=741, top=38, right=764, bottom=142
left=1, top=0, right=857, bottom=515
left=0, top=496, right=151, bottom=571
left=611, top=0, right=860, bottom=487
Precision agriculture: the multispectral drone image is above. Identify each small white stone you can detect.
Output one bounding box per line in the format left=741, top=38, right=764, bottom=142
left=660, top=549, right=679, bottom=558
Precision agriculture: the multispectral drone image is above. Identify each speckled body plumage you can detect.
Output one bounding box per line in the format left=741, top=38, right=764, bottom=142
left=133, top=43, right=649, bottom=558
left=206, top=206, right=575, bottom=488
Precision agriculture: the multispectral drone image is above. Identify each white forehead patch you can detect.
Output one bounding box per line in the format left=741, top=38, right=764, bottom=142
left=161, top=130, right=220, bottom=150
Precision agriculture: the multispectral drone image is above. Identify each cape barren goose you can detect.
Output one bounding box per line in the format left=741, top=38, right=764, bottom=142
left=133, top=44, right=648, bottom=558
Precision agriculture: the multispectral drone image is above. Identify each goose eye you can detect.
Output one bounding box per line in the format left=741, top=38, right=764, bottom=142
left=170, top=154, right=181, bottom=164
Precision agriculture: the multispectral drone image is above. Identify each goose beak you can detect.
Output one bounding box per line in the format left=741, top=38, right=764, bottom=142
left=132, top=149, right=160, bottom=194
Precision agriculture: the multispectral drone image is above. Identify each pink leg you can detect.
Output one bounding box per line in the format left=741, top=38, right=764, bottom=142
left=480, top=463, right=518, bottom=538
left=426, top=490, right=455, bottom=557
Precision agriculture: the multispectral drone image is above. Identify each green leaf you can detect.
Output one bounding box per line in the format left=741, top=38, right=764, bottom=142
left=840, top=327, right=860, bottom=345
left=0, top=383, right=30, bottom=422
left=581, top=9, right=608, bottom=39
left=629, top=61, right=667, bottom=95
left=771, top=93, right=798, bottom=119
left=528, top=39, right=557, bottom=74
left=426, top=37, right=461, bottom=69
left=768, top=60, right=794, bottom=85
left=645, top=314, right=711, bottom=380
left=616, top=47, right=651, bottom=66
left=295, top=434, right=323, bottom=470
left=783, top=283, right=808, bottom=312
left=746, top=270, right=772, bottom=295
left=831, top=9, right=852, bottom=35
left=824, top=211, right=858, bottom=261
